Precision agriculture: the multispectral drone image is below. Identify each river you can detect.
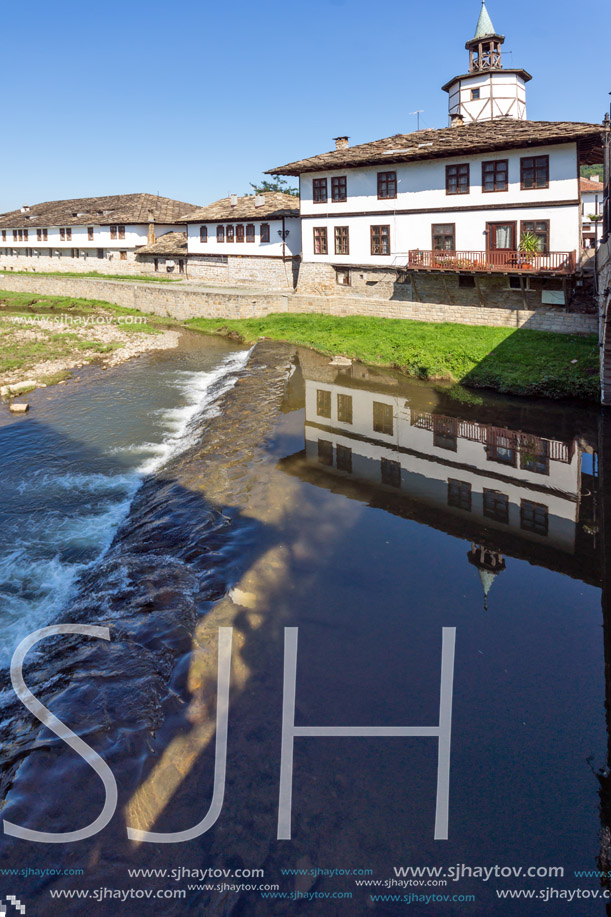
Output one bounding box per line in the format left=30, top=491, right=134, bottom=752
left=0, top=330, right=608, bottom=915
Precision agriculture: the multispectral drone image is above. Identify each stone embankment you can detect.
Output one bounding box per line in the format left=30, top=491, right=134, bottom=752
left=0, top=272, right=598, bottom=335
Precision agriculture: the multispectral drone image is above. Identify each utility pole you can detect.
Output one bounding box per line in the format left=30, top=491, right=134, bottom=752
left=410, top=110, right=424, bottom=131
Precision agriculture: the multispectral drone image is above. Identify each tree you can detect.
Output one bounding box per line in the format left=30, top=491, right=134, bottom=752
left=249, top=174, right=299, bottom=198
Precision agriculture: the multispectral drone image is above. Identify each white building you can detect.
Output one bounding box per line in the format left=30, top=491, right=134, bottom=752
left=580, top=176, right=604, bottom=248
left=0, top=193, right=199, bottom=275
left=269, top=2, right=605, bottom=310
left=181, top=192, right=301, bottom=288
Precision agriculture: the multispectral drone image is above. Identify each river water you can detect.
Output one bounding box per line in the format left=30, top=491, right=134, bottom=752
left=0, top=330, right=609, bottom=915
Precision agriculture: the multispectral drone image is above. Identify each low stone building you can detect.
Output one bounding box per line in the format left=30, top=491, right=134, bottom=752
left=134, top=231, right=187, bottom=275
left=0, top=193, right=200, bottom=274
left=181, top=192, right=301, bottom=287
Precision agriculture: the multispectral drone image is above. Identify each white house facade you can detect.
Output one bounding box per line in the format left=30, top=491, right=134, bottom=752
left=270, top=2, right=605, bottom=312
left=181, top=192, right=301, bottom=288
left=0, top=193, right=199, bottom=274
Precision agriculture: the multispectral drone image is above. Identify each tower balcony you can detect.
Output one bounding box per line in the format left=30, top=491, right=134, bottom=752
left=407, top=249, right=577, bottom=276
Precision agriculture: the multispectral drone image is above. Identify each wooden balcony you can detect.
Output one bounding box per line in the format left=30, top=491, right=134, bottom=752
left=407, top=249, right=577, bottom=276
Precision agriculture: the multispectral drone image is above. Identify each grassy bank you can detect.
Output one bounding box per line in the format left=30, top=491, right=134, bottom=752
left=187, top=314, right=600, bottom=401
left=0, top=290, right=177, bottom=385
left=0, top=270, right=182, bottom=283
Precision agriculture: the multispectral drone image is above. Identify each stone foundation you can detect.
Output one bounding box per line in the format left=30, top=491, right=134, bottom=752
left=0, top=272, right=597, bottom=335
left=186, top=254, right=299, bottom=289
left=296, top=261, right=585, bottom=312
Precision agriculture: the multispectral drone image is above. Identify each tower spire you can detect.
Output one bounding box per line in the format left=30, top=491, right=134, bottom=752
left=474, top=0, right=496, bottom=40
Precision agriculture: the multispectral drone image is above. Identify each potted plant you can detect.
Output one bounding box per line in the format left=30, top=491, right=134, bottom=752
left=519, top=231, right=542, bottom=268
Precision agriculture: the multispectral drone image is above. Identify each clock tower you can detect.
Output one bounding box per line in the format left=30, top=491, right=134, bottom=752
left=442, top=1, right=532, bottom=125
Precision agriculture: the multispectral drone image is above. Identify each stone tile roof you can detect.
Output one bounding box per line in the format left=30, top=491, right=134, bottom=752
left=135, top=231, right=187, bottom=257
left=181, top=192, right=299, bottom=223
left=0, top=193, right=200, bottom=229
left=580, top=177, right=603, bottom=192
left=269, top=120, right=607, bottom=175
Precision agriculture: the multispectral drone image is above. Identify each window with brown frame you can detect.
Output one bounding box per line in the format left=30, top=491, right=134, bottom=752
left=482, top=159, right=508, bottom=192
left=334, top=226, right=349, bottom=255
left=483, top=489, right=509, bottom=524
left=520, top=220, right=549, bottom=253
left=246, top=224, right=255, bottom=242
left=236, top=224, right=244, bottom=243
left=373, top=401, right=393, bottom=435
left=371, top=225, right=390, bottom=256
left=446, top=163, right=470, bottom=195
left=200, top=226, right=207, bottom=243
left=87, top=226, right=94, bottom=241
left=520, top=499, right=548, bottom=536
left=487, top=431, right=517, bottom=466
left=23, top=229, right=28, bottom=241
left=119, top=250, right=127, bottom=261
left=336, top=444, right=352, bottom=473
left=313, top=226, right=328, bottom=255
left=316, top=389, right=331, bottom=418
left=381, top=458, right=401, bottom=488
left=377, top=171, right=397, bottom=199
left=318, top=439, right=333, bottom=466
left=226, top=225, right=234, bottom=243
left=12, top=230, right=17, bottom=241
left=260, top=223, right=270, bottom=243
left=520, top=438, right=549, bottom=475
left=337, top=393, right=353, bottom=424
left=331, top=176, right=347, bottom=202
left=432, top=223, right=455, bottom=251
left=118, top=225, right=125, bottom=240
left=520, top=155, right=549, bottom=190
left=1, top=231, right=5, bottom=242
left=216, top=225, right=225, bottom=243
left=448, top=479, right=472, bottom=512
left=313, top=178, right=328, bottom=203
left=110, top=225, right=117, bottom=240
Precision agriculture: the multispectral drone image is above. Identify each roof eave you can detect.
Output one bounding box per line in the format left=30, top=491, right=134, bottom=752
left=441, top=68, right=533, bottom=92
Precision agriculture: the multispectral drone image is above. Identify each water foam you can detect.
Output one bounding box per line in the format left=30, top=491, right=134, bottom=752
left=0, top=347, right=251, bottom=664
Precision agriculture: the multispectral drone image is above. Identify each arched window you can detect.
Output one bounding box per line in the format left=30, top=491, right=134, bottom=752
left=260, top=223, right=270, bottom=243
left=226, top=225, right=235, bottom=243
left=236, top=224, right=244, bottom=243
left=200, top=226, right=207, bottom=243
left=246, top=224, right=255, bottom=243
left=217, top=225, right=224, bottom=243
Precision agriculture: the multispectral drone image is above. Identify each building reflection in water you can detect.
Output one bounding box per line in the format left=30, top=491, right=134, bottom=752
left=281, top=348, right=611, bottom=899
left=281, top=349, right=600, bottom=601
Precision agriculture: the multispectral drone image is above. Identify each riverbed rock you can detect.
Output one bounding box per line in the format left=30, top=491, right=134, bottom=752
left=1, top=380, right=37, bottom=399
left=9, top=403, right=29, bottom=413
left=329, top=355, right=353, bottom=367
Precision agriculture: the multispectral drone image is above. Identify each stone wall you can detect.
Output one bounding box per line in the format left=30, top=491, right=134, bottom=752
left=0, top=272, right=597, bottom=335
left=187, top=254, right=299, bottom=289
left=296, top=261, right=581, bottom=312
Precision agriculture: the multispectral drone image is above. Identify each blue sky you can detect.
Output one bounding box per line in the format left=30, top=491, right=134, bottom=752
left=1, top=0, right=609, bottom=213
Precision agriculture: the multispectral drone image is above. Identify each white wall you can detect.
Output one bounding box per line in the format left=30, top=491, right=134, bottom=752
left=0, top=223, right=184, bottom=252
left=187, top=217, right=301, bottom=257
left=299, top=143, right=579, bottom=266
left=447, top=72, right=527, bottom=123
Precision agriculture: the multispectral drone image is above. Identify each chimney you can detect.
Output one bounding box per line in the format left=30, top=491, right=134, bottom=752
left=333, top=136, right=349, bottom=150
left=229, top=194, right=238, bottom=207
left=147, top=209, right=155, bottom=245
left=591, top=175, right=601, bottom=182
left=254, top=194, right=265, bottom=208
left=450, top=113, right=464, bottom=128
left=20, top=205, right=30, bottom=213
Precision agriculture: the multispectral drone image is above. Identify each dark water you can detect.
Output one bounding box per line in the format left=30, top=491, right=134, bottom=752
left=0, top=332, right=609, bottom=916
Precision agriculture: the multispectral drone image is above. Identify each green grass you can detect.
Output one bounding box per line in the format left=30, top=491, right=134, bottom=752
left=0, top=290, right=176, bottom=328
left=187, top=313, right=600, bottom=401
left=0, top=270, right=182, bottom=283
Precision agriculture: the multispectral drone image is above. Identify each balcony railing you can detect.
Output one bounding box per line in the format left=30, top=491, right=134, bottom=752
left=407, top=249, right=576, bottom=275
